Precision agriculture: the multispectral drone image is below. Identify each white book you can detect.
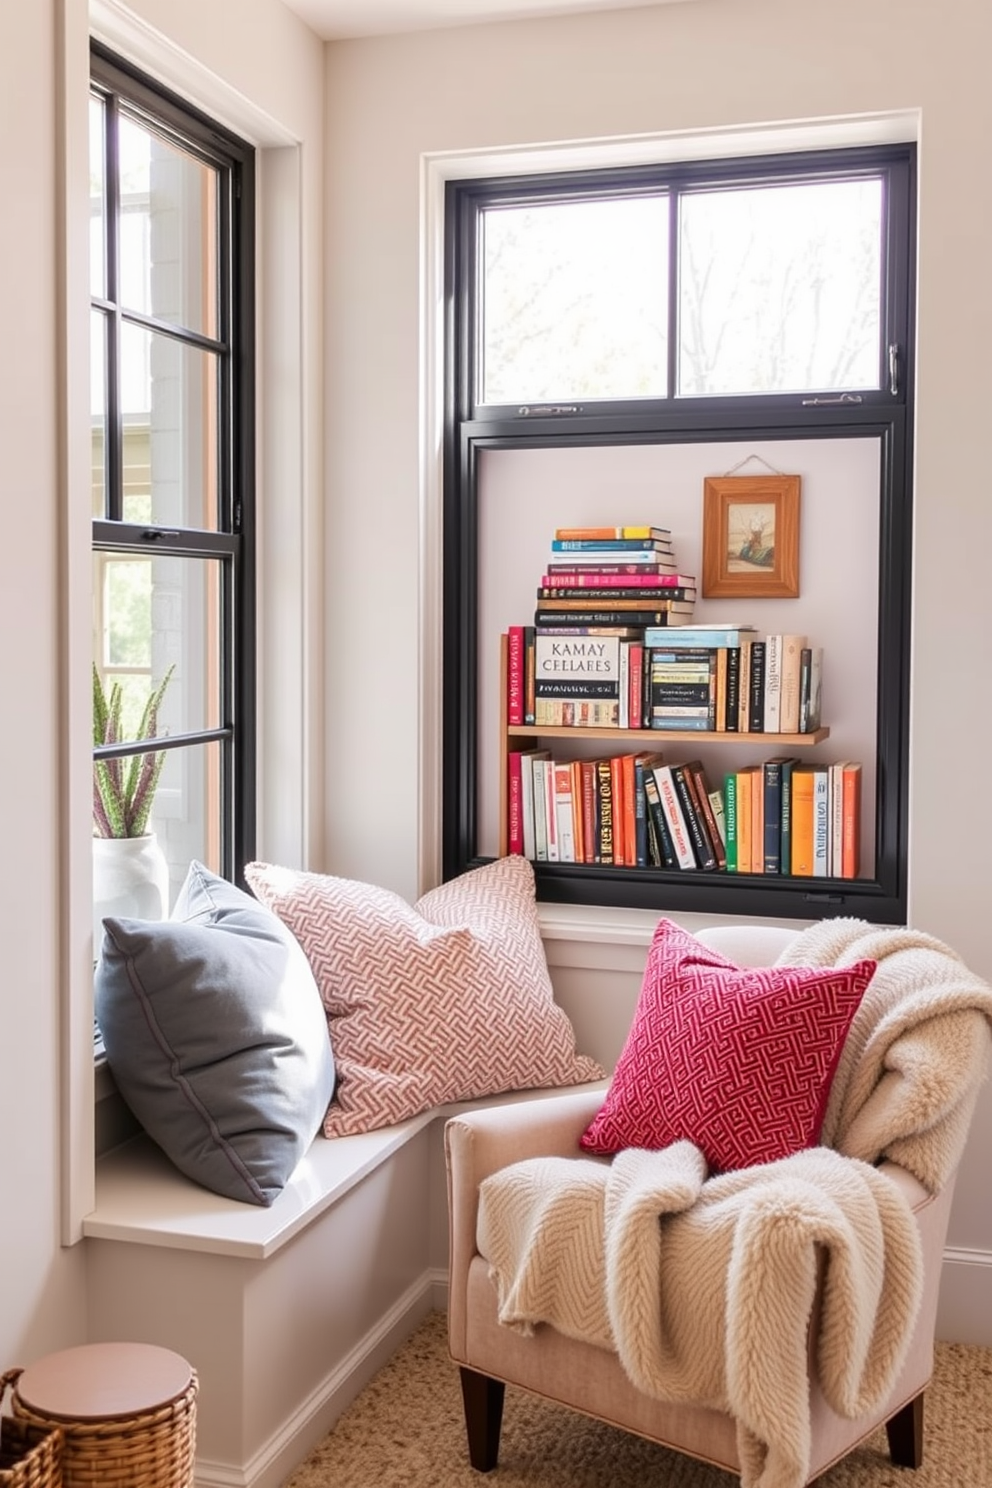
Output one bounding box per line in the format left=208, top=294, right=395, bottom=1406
left=520, top=753, right=537, bottom=861
left=764, top=633, right=783, bottom=733
left=544, top=758, right=559, bottom=862
left=532, top=757, right=550, bottom=862
left=652, top=763, right=697, bottom=870
left=779, top=634, right=808, bottom=733
left=812, top=768, right=830, bottom=876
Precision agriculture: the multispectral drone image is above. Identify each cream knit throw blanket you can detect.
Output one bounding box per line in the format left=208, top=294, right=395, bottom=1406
left=477, top=919, right=992, bottom=1488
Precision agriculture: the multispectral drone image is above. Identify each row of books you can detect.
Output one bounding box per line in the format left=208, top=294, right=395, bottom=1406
left=507, top=749, right=861, bottom=877
left=507, top=627, right=824, bottom=734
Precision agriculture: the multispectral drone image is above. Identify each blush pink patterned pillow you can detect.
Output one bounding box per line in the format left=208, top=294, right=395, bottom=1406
left=580, top=918, right=874, bottom=1172
left=245, top=855, right=603, bottom=1137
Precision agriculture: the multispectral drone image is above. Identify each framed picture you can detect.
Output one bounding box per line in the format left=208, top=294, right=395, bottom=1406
left=701, top=474, right=801, bottom=598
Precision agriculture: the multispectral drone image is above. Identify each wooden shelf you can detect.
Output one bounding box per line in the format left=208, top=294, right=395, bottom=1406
left=506, top=724, right=830, bottom=747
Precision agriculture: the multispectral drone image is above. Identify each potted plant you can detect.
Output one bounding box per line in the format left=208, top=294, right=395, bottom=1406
left=92, top=663, right=175, bottom=946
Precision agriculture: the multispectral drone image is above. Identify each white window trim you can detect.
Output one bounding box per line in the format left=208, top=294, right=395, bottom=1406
left=61, top=0, right=318, bottom=1241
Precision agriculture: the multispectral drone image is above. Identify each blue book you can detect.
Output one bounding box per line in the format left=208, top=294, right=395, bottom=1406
left=644, top=626, right=758, bottom=648
left=633, top=757, right=649, bottom=867
left=551, top=537, right=672, bottom=552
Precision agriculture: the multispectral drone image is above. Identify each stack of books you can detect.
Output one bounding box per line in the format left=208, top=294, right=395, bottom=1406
left=535, top=525, right=697, bottom=630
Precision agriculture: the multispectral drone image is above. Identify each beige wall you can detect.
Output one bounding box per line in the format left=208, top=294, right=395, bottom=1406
left=320, top=0, right=992, bottom=1298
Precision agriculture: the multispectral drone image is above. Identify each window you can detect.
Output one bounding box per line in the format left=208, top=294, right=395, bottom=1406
left=89, top=44, right=255, bottom=908
left=443, top=144, right=915, bottom=922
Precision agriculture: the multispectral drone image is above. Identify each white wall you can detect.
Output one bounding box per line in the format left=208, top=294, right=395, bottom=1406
left=0, top=0, right=325, bottom=1376
left=320, top=0, right=992, bottom=1328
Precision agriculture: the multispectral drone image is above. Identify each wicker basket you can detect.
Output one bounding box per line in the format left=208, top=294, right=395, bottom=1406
left=0, top=1372, right=63, bottom=1488
left=9, top=1361, right=197, bottom=1488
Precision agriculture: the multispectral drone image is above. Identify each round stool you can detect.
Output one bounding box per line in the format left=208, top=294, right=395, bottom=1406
left=9, top=1344, right=197, bottom=1488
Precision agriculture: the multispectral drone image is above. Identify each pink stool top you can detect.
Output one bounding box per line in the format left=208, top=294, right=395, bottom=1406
left=16, top=1342, right=193, bottom=1421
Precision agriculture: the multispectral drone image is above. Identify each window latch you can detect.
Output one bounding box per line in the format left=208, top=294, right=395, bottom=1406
left=141, top=528, right=181, bottom=541
left=518, top=404, right=581, bottom=417
left=888, top=343, right=899, bottom=396
left=800, top=393, right=864, bottom=407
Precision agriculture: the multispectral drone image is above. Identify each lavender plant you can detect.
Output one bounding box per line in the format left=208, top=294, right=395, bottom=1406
left=93, top=663, right=175, bottom=838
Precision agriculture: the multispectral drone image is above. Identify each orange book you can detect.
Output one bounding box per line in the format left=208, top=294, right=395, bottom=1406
left=750, top=766, right=764, bottom=874
left=736, top=767, right=754, bottom=874
left=610, top=755, right=625, bottom=866
left=570, top=760, right=585, bottom=866
left=790, top=767, right=816, bottom=876
left=621, top=753, right=637, bottom=865
left=580, top=761, right=598, bottom=864
left=841, top=762, right=862, bottom=879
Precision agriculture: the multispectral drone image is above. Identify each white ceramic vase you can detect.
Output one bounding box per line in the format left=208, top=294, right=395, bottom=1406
left=93, top=833, right=170, bottom=952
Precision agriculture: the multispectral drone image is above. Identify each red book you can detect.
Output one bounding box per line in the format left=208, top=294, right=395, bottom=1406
left=507, top=751, right=524, bottom=855
left=506, top=626, right=525, bottom=725
left=540, top=571, right=695, bottom=589
left=581, top=761, right=597, bottom=864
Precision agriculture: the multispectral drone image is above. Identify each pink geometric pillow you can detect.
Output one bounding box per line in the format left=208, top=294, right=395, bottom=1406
left=245, top=855, right=603, bottom=1138
left=580, top=918, right=874, bottom=1172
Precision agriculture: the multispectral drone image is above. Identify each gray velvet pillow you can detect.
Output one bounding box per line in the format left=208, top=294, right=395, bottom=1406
left=95, top=860, right=336, bottom=1206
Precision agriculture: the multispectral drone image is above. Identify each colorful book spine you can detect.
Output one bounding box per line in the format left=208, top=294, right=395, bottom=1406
left=724, top=646, right=741, bottom=732
left=633, top=755, right=649, bottom=867
left=779, top=757, right=796, bottom=875
left=799, top=646, right=824, bottom=732
left=621, top=752, right=637, bottom=866
left=540, top=571, right=696, bottom=589
left=764, top=634, right=783, bottom=734
left=790, top=767, right=816, bottom=875
left=507, top=751, right=524, bottom=855
left=596, top=758, right=615, bottom=864
left=812, top=767, right=830, bottom=876
left=537, top=588, right=696, bottom=603
left=723, top=771, right=739, bottom=872
left=523, top=625, right=536, bottom=725
left=642, top=761, right=677, bottom=868
left=750, top=764, right=764, bottom=874
left=507, top=626, right=525, bottom=725
left=553, top=525, right=673, bottom=541
left=652, top=763, right=697, bottom=870
left=762, top=757, right=786, bottom=873
left=628, top=643, right=644, bottom=730
left=551, top=538, right=674, bottom=552
left=520, top=752, right=537, bottom=860
left=532, top=756, right=550, bottom=862
left=748, top=641, right=766, bottom=733
left=841, top=761, right=862, bottom=879
left=736, top=766, right=754, bottom=873
left=779, top=634, right=807, bottom=733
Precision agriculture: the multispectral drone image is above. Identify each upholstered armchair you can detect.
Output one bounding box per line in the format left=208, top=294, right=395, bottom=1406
left=446, top=920, right=992, bottom=1487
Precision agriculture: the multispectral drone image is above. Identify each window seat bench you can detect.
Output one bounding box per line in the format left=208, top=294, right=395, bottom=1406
left=83, top=1080, right=606, bottom=1488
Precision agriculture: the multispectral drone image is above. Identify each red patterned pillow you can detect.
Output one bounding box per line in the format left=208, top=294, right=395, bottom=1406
left=580, top=918, right=874, bottom=1172
left=245, top=855, right=603, bottom=1138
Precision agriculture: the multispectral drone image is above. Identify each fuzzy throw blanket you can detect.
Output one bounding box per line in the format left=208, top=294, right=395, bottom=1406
left=477, top=919, right=992, bottom=1488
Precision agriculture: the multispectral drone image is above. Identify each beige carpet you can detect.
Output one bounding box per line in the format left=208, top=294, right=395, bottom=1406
left=284, top=1311, right=991, bottom=1487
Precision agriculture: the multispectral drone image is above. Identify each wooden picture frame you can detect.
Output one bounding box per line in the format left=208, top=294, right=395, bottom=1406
left=701, top=474, right=801, bottom=598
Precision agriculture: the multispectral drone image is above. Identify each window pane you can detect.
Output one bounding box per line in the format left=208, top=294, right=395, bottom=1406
left=482, top=196, right=669, bottom=404
left=89, top=94, right=107, bottom=299
left=120, top=322, right=219, bottom=528
left=117, top=114, right=219, bottom=339
left=91, top=309, right=107, bottom=517
left=152, top=739, right=225, bottom=901
left=678, top=178, right=883, bottom=397
left=94, top=551, right=223, bottom=738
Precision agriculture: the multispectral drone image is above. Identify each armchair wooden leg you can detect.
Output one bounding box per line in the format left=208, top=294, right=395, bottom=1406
left=885, top=1390, right=924, bottom=1468
left=459, top=1366, right=506, bottom=1472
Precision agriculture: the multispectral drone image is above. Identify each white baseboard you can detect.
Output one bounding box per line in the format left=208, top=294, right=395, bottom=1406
left=193, top=1272, right=437, bottom=1488
left=937, top=1247, right=992, bottom=1346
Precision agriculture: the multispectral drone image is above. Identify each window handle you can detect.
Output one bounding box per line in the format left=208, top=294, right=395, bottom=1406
left=888, top=343, right=899, bottom=396
left=141, top=528, right=181, bottom=541
left=800, top=393, right=863, bottom=407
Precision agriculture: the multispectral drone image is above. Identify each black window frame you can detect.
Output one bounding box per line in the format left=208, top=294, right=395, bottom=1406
left=90, top=42, right=256, bottom=886
left=443, top=142, right=916, bottom=923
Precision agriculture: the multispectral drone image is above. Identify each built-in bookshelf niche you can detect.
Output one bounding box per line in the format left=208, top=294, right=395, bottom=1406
left=442, top=429, right=910, bottom=924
